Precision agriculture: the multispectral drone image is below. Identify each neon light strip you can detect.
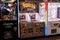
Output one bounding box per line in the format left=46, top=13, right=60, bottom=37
left=45, top=2, right=48, bottom=27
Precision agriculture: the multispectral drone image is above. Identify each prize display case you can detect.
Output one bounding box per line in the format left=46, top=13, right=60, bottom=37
left=45, top=3, right=60, bottom=36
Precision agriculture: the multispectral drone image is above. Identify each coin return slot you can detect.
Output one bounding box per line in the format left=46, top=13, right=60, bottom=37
left=51, top=29, right=57, bottom=33
left=28, top=28, right=33, bottom=33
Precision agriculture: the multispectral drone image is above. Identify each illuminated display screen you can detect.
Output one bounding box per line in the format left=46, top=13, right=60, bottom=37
left=20, top=2, right=35, bottom=8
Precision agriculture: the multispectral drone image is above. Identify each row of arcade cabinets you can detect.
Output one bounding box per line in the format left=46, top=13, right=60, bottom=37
left=0, top=0, right=18, bottom=40
left=20, top=0, right=60, bottom=39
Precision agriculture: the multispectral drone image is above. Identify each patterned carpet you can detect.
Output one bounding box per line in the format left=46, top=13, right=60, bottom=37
left=21, top=35, right=60, bottom=40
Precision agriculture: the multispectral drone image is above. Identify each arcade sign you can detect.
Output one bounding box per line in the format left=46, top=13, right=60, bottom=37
left=20, top=2, right=35, bottom=9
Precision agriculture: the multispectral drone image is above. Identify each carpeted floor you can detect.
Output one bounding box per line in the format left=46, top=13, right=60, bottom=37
left=21, top=35, right=60, bottom=40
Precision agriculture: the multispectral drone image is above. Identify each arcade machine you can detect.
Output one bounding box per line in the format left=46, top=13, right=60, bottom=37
left=24, top=0, right=60, bottom=37
left=20, top=1, right=45, bottom=39
left=0, top=0, right=18, bottom=40
left=45, top=0, right=60, bottom=36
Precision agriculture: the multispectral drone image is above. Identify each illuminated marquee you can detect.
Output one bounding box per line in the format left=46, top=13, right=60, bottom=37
left=20, top=2, right=35, bottom=8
